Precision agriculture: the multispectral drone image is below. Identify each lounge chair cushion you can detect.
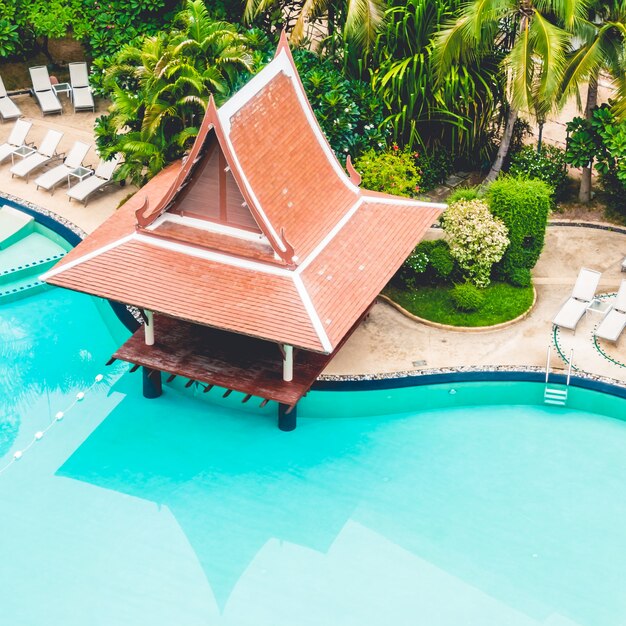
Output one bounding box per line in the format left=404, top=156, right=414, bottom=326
left=553, top=297, right=589, bottom=330
left=72, top=87, right=94, bottom=111
left=10, top=153, right=49, bottom=178
left=35, top=89, right=62, bottom=114
left=596, top=310, right=626, bottom=342
left=0, top=143, right=17, bottom=163
left=0, top=96, right=20, bottom=120
left=34, top=164, right=73, bottom=191
left=67, top=175, right=107, bottom=201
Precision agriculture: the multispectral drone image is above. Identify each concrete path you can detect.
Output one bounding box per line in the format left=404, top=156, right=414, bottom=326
left=0, top=93, right=135, bottom=233
left=327, top=226, right=626, bottom=383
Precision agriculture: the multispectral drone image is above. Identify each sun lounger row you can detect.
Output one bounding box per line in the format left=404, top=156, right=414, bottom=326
left=0, top=119, right=120, bottom=204
left=0, top=63, right=94, bottom=121
left=553, top=267, right=626, bottom=343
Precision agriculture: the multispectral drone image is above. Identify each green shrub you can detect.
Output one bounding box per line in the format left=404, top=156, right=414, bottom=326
left=486, top=176, right=551, bottom=280
left=509, top=145, right=568, bottom=198
left=416, top=149, right=454, bottom=192
left=509, top=267, right=532, bottom=288
left=447, top=186, right=480, bottom=203
left=429, top=242, right=455, bottom=279
left=355, top=144, right=422, bottom=197
left=451, top=282, right=485, bottom=312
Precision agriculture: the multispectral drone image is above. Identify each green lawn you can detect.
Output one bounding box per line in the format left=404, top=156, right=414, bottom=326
left=384, top=281, right=534, bottom=327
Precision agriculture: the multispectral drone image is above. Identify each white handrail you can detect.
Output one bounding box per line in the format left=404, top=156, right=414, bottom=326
left=545, top=346, right=551, bottom=383
left=567, top=349, right=574, bottom=386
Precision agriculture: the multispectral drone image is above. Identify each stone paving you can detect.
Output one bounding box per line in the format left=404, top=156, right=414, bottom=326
left=2, top=92, right=625, bottom=386
left=0, top=92, right=136, bottom=233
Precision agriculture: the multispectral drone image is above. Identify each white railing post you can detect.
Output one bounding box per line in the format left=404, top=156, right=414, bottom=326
left=144, top=310, right=154, bottom=346
left=283, top=344, right=293, bottom=382
left=545, top=346, right=551, bottom=384
left=567, top=349, right=574, bottom=386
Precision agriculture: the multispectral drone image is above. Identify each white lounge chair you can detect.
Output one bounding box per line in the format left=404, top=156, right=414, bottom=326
left=67, top=154, right=121, bottom=205
left=0, top=76, right=21, bottom=121
left=29, top=66, right=62, bottom=115
left=595, top=280, right=626, bottom=343
left=34, top=141, right=91, bottom=193
left=68, top=62, right=95, bottom=112
left=0, top=119, right=32, bottom=163
left=10, top=129, right=63, bottom=181
left=553, top=267, right=601, bottom=331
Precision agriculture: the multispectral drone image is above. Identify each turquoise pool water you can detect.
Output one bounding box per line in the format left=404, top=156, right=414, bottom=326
left=2, top=283, right=626, bottom=624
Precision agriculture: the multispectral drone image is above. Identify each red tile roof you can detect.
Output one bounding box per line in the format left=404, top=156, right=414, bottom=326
left=44, top=36, right=445, bottom=354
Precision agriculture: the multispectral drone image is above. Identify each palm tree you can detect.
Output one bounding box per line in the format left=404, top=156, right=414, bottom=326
left=100, top=0, right=253, bottom=185
left=372, top=0, right=503, bottom=161
left=561, top=1, right=626, bottom=201
left=434, top=0, right=587, bottom=184
left=243, top=0, right=386, bottom=54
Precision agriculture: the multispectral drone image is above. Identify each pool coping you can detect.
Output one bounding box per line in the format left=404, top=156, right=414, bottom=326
left=6, top=194, right=626, bottom=399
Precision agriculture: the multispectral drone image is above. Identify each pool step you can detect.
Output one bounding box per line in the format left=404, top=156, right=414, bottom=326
left=0, top=205, right=35, bottom=250
left=544, top=386, right=568, bottom=407
left=0, top=252, right=65, bottom=286
left=0, top=275, right=50, bottom=304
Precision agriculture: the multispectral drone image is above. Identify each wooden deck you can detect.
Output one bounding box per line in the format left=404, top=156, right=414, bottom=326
left=113, top=314, right=336, bottom=407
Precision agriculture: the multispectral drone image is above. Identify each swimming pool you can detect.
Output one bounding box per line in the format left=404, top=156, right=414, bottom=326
left=1, top=235, right=626, bottom=625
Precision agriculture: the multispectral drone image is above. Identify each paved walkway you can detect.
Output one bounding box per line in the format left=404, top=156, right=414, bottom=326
left=2, top=97, right=625, bottom=385
left=0, top=93, right=135, bottom=233
left=327, top=226, right=626, bottom=384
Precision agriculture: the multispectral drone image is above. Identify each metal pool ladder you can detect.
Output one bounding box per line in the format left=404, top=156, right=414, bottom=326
left=544, top=346, right=573, bottom=406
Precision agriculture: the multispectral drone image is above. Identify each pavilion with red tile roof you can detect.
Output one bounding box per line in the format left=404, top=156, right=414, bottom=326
left=43, top=35, right=445, bottom=430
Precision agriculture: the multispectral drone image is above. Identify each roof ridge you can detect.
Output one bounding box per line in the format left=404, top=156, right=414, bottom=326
left=293, top=272, right=332, bottom=353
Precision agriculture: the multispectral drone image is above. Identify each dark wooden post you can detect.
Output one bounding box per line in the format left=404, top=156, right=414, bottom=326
left=278, top=403, right=296, bottom=431
left=143, top=367, right=162, bottom=398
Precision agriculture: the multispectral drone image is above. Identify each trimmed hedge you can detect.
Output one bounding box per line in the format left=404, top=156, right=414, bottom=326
left=486, top=176, right=551, bottom=280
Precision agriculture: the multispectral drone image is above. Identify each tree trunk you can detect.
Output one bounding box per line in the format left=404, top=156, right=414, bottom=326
left=483, top=107, right=519, bottom=186
left=38, top=36, right=55, bottom=67
left=578, top=73, right=599, bottom=203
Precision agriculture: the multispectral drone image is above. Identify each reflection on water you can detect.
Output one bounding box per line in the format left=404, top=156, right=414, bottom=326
left=58, top=378, right=626, bottom=626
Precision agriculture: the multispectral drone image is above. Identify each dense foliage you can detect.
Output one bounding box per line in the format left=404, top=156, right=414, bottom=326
left=566, top=104, right=626, bottom=212
left=397, top=239, right=457, bottom=288
left=0, top=0, right=180, bottom=62
left=509, top=145, right=568, bottom=198
left=371, top=0, right=503, bottom=162
left=354, top=144, right=422, bottom=197
left=441, top=198, right=510, bottom=288
left=292, top=49, right=388, bottom=162
left=487, top=176, right=551, bottom=280
left=95, top=0, right=252, bottom=185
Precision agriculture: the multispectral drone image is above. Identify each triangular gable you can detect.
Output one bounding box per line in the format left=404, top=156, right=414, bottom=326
left=167, top=130, right=261, bottom=232
left=135, top=97, right=296, bottom=266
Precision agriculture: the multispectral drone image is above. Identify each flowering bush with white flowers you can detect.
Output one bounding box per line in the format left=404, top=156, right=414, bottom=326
left=441, top=199, right=509, bottom=287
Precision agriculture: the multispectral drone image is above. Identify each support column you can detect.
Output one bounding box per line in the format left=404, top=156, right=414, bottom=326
left=144, top=310, right=154, bottom=345
left=282, top=344, right=293, bottom=382
left=143, top=367, right=162, bottom=398
left=278, top=403, right=297, bottom=431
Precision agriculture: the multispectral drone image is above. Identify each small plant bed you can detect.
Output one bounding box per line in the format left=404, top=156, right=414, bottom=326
left=384, top=282, right=534, bottom=327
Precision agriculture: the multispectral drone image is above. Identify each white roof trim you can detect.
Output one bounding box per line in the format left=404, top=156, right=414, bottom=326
left=217, top=49, right=359, bottom=229
left=293, top=273, right=333, bottom=353
left=296, top=197, right=364, bottom=274
left=362, top=195, right=448, bottom=210
left=135, top=233, right=292, bottom=277
left=40, top=234, right=135, bottom=281
left=150, top=213, right=270, bottom=245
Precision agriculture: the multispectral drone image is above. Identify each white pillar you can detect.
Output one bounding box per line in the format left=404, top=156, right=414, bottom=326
left=144, top=310, right=154, bottom=346
left=282, top=344, right=293, bottom=382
